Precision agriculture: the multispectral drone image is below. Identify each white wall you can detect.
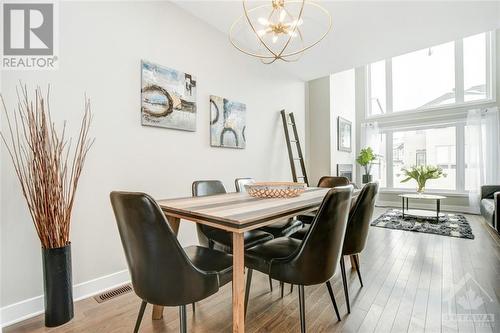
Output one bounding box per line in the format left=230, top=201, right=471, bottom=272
left=330, top=69, right=356, bottom=179
left=0, top=1, right=305, bottom=326
left=306, top=77, right=331, bottom=185
left=306, top=70, right=356, bottom=185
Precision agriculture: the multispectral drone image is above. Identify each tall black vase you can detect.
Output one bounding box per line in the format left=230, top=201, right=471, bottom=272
left=42, top=244, right=74, bottom=327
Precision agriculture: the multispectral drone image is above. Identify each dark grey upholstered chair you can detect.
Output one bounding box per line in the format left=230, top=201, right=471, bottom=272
left=244, top=186, right=353, bottom=333
left=235, top=178, right=303, bottom=238
left=234, top=177, right=255, bottom=192
left=297, top=176, right=351, bottom=224
left=289, top=183, right=378, bottom=313
left=480, top=185, right=500, bottom=233
left=317, top=176, right=351, bottom=188
left=192, top=180, right=273, bottom=253
left=339, top=182, right=378, bottom=313
left=110, top=191, right=233, bottom=333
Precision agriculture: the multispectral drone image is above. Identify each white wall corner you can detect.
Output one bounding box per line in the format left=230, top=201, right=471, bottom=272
left=354, top=67, right=367, bottom=185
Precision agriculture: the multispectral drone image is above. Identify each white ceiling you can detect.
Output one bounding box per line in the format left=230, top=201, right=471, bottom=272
left=174, top=1, right=500, bottom=81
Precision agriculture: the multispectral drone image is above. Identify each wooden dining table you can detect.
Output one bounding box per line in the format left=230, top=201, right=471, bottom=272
left=154, top=186, right=358, bottom=333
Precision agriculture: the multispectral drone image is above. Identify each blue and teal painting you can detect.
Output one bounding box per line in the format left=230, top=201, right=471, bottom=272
left=210, top=95, right=246, bottom=149
left=141, top=60, right=197, bottom=131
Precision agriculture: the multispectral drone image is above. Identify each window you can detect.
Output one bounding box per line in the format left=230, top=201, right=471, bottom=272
left=392, top=42, right=455, bottom=111
left=367, top=31, right=493, bottom=116
left=391, top=127, right=456, bottom=190
left=371, top=133, right=387, bottom=188
left=369, top=60, right=386, bottom=115
left=464, top=33, right=488, bottom=102
left=362, top=30, right=495, bottom=193
left=416, top=149, right=426, bottom=166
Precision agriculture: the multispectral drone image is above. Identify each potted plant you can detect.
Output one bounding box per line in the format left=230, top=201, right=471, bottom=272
left=1, top=85, right=93, bottom=327
left=356, top=147, right=377, bottom=183
left=400, top=165, right=446, bottom=194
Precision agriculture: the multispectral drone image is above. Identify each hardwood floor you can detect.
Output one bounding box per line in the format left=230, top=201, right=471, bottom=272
left=5, top=209, right=500, bottom=333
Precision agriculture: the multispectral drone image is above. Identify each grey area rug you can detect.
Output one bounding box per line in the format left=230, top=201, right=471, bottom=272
left=371, top=209, right=474, bottom=239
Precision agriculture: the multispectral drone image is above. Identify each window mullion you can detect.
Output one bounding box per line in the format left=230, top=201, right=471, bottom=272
left=386, top=131, right=393, bottom=188
left=366, top=65, right=372, bottom=117
left=455, top=39, right=464, bottom=103
left=456, top=124, right=465, bottom=191
left=386, top=59, right=393, bottom=113
left=485, top=31, right=492, bottom=99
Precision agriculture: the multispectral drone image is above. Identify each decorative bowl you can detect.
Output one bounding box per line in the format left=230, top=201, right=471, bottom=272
left=244, top=182, right=307, bottom=199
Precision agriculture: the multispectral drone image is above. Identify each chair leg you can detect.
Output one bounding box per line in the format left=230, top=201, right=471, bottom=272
left=208, top=240, right=214, bottom=249
left=353, top=255, right=363, bottom=287
left=340, top=256, right=350, bottom=314
left=280, top=281, right=284, bottom=298
left=326, top=281, right=341, bottom=321
left=290, top=284, right=294, bottom=293
left=244, top=269, right=253, bottom=317
left=134, top=301, right=147, bottom=333
left=268, top=275, right=273, bottom=292
left=179, top=305, right=187, bottom=333
left=298, top=285, right=306, bottom=333
left=192, top=302, right=196, bottom=313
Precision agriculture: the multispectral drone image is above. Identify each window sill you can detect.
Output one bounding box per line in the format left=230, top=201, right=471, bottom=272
left=378, top=188, right=469, bottom=198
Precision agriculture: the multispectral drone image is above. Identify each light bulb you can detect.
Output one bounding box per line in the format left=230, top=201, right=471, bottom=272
left=279, top=10, right=286, bottom=22
left=289, top=18, right=304, bottom=28
left=272, top=35, right=278, bottom=44
left=258, top=17, right=269, bottom=26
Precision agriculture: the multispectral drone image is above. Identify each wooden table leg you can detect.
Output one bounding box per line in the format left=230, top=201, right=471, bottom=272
left=152, top=305, right=164, bottom=320
left=152, top=215, right=181, bottom=320
left=166, top=215, right=180, bottom=234
left=350, top=254, right=358, bottom=271
left=232, top=232, right=245, bottom=333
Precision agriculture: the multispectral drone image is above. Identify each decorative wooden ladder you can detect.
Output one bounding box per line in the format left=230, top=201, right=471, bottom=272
left=280, top=110, right=309, bottom=186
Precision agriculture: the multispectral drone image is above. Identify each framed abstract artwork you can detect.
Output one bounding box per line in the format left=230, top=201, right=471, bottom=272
left=337, top=117, right=352, bottom=152
left=210, top=95, right=246, bottom=149
left=141, top=60, right=197, bottom=131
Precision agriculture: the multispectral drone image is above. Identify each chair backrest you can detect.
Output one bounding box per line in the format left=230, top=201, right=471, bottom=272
left=271, top=186, right=353, bottom=285
left=110, top=191, right=218, bottom=305
left=192, top=180, right=228, bottom=246
left=192, top=180, right=227, bottom=197
left=317, top=176, right=350, bottom=188
left=235, top=178, right=255, bottom=193
left=342, top=182, right=379, bottom=255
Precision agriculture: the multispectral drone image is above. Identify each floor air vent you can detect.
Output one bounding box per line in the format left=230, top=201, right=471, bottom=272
left=94, top=284, right=133, bottom=303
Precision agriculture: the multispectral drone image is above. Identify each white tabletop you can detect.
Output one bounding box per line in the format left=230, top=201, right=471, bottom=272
left=398, top=193, right=446, bottom=200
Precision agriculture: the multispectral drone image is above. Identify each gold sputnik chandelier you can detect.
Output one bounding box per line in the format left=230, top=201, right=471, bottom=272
left=230, top=0, right=332, bottom=64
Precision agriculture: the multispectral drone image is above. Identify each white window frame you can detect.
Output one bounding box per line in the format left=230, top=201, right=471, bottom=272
left=365, top=31, right=496, bottom=120
left=377, top=122, right=466, bottom=193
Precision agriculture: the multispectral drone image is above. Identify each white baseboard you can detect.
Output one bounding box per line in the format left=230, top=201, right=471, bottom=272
left=0, top=269, right=130, bottom=328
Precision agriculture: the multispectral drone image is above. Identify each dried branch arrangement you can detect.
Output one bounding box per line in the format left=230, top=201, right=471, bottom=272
left=1, top=84, right=94, bottom=249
